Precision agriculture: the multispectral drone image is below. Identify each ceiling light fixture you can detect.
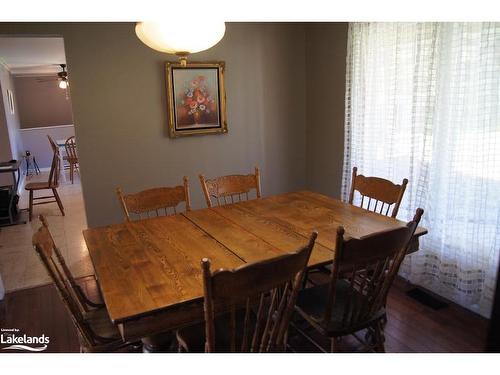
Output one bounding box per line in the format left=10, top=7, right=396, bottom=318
left=135, top=21, right=226, bottom=66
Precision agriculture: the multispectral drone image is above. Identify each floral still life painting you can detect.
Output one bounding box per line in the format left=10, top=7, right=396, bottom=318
left=166, top=62, right=227, bottom=137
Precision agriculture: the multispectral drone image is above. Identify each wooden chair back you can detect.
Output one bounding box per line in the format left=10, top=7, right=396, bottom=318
left=47, top=135, right=61, bottom=188
left=47, top=134, right=57, bottom=150
left=199, top=167, right=262, bottom=208
left=348, top=167, right=408, bottom=218
left=37, top=215, right=95, bottom=312
left=116, top=177, right=191, bottom=221
left=323, top=208, right=424, bottom=329
left=32, top=215, right=99, bottom=347
left=202, top=231, right=317, bottom=352
left=64, top=136, right=78, bottom=162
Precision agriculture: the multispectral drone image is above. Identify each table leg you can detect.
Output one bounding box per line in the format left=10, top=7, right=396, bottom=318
left=141, top=332, right=176, bottom=353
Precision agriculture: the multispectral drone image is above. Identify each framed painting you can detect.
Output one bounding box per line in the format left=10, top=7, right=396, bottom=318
left=166, top=61, right=227, bottom=138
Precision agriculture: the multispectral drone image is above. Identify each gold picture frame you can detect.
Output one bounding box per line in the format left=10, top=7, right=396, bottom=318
left=166, top=61, right=228, bottom=138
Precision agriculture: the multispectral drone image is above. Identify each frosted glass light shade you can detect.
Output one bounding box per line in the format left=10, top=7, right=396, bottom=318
left=135, top=21, right=226, bottom=54
left=59, top=80, right=68, bottom=89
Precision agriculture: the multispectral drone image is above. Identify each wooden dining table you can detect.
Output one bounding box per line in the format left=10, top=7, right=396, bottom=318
left=83, top=190, right=427, bottom=351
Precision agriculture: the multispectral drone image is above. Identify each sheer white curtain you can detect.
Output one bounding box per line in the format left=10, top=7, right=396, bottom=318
left=343, top=22, right=500, bottom=317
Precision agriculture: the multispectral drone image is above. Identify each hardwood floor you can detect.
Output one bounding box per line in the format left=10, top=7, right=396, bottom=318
left=0, top=276, right=488, bottom=353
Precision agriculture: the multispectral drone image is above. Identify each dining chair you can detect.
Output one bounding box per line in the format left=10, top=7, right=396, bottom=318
left=47, top=134, right=58, bottom=154
left=32, top=215, right=138, bottom=352
left=37, top=215, right=104, bottom=312
left=348, top=167, right=408, bottom=218
left=25, top=136, right=65, bottom=221
left=306, top=168, right=408, bottom=287
left=199, top=167, right=261, bottom=208
left=116, top=176, right=191, bottom=221
left=64, top=136, right=79, bottom=184
left=176, top=231, right=318, bottom=352
left=293, top=208, right=423, bottom=353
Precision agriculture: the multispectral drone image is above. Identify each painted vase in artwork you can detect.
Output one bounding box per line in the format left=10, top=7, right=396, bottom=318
left=193, top=111, right=202, bottom=124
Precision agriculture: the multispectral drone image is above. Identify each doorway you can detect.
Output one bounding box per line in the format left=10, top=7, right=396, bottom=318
left=0, top=36, right=91, bottom=295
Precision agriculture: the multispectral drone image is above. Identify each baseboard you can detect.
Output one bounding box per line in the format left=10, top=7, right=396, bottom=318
left=38, top=167, right=69, bottom=173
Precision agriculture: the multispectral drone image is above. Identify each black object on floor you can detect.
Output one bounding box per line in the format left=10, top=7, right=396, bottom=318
left=406, top=288, right=449, bottom=310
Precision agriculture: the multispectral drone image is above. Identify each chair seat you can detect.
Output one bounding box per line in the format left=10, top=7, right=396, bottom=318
left=176, top=309, right=256, bottom=352
left=83, top=307, right=122, bottom=341
left=295, top=281, right=385, bottom=337
left=25, top=182, right=52, bottom=190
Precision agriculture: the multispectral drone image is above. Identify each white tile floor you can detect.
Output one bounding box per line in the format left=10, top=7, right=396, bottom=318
left=0, top=170, right=94, bottom=292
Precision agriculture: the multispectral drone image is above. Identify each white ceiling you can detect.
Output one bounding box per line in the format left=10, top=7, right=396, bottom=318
left=0, top=37, right=66, bottom=75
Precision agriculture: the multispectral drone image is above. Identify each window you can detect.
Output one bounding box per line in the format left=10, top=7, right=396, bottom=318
left=343, top=22, right=500, bottom=317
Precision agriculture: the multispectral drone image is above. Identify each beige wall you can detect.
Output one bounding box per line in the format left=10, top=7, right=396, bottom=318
left=305, top=23, right=348, bottom=198
left=0, top=63, right=22, bottom=160
left=14, top=75, right=73, bottom=129
left=0, top=69, right=12, bottom=161
left=0, top=23, right=308, bottom=227
left=0, top=63, right=23, bottom=186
